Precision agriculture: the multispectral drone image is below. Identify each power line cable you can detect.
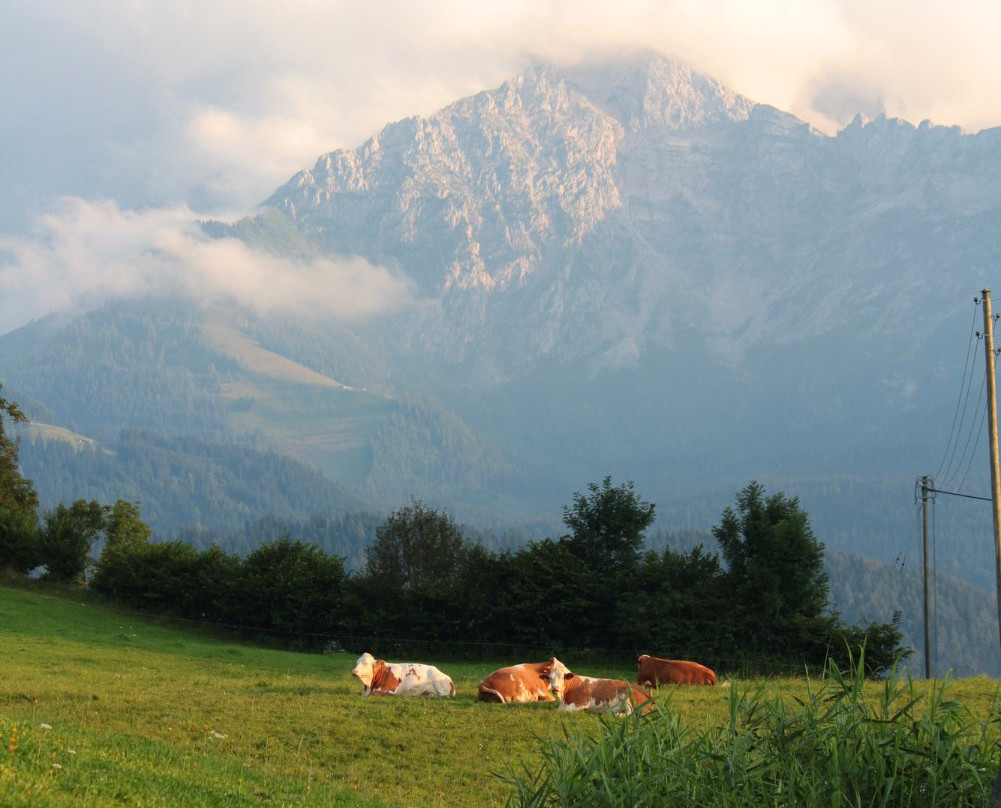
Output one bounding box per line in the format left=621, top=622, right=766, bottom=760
left=940, top=351, right=984, bottom=489
left=935, top=301, right=982, bottom=485
left=956, top=375, right=989, bottom=492
left=927, top=486, right=991, bottom=502
left=954, top=346, right=1000, bottom=493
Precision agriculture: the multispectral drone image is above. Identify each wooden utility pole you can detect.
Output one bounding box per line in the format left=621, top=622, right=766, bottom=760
left=920, top=475, right=932, bottom=678
left=981, top=289, right=1001, bottom=660
left=982, top=289, right=1001, bottom=808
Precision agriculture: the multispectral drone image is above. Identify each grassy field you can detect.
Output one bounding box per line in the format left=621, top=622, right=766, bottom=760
left=2, top=582, right=999, bottom=808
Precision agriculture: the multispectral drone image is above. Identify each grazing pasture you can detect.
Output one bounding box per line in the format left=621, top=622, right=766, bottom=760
left=1, top=582, right=999, bottom=808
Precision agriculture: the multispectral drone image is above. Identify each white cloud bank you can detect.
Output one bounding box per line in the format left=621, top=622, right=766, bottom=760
left=1, top=0, right=999, bottom=335
left=5, top=0, right=1000, bottom=219
left=0, top=199, right=416, bottom=334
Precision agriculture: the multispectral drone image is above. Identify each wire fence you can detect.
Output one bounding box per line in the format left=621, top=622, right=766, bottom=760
left=77, top=591, right=848, bottom=678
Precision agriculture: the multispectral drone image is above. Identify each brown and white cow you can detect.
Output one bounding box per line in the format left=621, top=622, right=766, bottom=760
left=351, top=652, right=455, bottom=697
left=477, top=661, right=556, bottom=704
left=540, top=657, right=652, bottom=716
left=635, top=654, right=719, bottom=687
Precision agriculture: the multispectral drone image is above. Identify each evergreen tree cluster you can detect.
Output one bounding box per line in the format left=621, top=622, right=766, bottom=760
left=21, top=429, right=363, bottom=536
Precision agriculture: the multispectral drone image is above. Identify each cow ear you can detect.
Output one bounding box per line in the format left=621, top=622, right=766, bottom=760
left=564, top=672, right=575, bottom=680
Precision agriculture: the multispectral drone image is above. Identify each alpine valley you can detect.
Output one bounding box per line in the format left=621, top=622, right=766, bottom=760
left=4, top=52, right=1001, bottom=674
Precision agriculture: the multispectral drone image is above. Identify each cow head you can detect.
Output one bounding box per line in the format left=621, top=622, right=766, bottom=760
left=351, top=652, right=379, bottom=688
left=540, top=656, right=573, bottom=699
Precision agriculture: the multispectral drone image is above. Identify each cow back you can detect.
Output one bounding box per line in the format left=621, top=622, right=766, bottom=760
left=562, top=674, right=652, bottom=716
left=477, top=661, right=554, bottom=704
left=636, top=654, right=716, bottom=686
left=371, top=661, right=455, bottom=697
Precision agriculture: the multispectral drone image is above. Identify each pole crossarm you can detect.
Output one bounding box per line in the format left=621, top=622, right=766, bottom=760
left=924, top=485, right=992, bottom=503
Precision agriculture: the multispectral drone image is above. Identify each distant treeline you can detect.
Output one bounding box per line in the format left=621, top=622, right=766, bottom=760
left=72, top=479, right=907, bottom=676
left=177, top=516, right=1001, bottom=677
left=22, top=428, right=999, bottom=597
left=17, top=430, right=1001, bottom=674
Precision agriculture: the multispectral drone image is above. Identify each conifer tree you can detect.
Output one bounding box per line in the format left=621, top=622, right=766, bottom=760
left=0, top=387, right=39, bottom=514
left=713, top=481, right=828, bottom=651
left=0, top=388, right=40, bottom=573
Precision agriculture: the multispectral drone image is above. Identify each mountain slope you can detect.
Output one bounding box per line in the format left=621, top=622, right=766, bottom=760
left=7, top=51, right=1001, bottom=531
left=261, top=55, right=1001, bottom=374
left=4, top=53, right=1001, bottom=678
left=3, top=298, right=514, bottom=518
left=245, top=55, right=1001, bottom=520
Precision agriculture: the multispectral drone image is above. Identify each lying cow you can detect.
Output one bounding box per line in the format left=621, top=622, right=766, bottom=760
left=635, top=654, right=718, bottom=687
left=541, top=657, right=652, bottom=716
left=477, top=661, right=556, bottom=704
left=351, top=652, right=455, bottom=697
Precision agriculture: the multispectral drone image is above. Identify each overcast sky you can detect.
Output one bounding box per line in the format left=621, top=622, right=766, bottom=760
left=2, top=0, right=1000, bottom=335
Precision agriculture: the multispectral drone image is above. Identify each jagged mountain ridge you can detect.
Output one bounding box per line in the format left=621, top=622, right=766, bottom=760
left=263, top=58, right=771, bottom=372
left=261, top=54, right=1001, bottom=384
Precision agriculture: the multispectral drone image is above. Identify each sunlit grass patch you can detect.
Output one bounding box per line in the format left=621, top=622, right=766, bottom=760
left=1, top=710, right=387, bottom=808
left=2, top=583, right=1000, bottom=808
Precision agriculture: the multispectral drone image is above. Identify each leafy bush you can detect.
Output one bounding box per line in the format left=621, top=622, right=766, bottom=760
left=222, top=537, right=347, bottom=649
left=0, top=507, right=39, bottom=574
left=37, top=500, right=105, bottom=583
left=91, top=540, right=238, bottom=621
left=500, top=655, right=1000, bottom=807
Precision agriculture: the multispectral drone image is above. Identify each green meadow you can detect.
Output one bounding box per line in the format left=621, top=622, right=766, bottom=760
left=2, top=581, right=999, bottom=808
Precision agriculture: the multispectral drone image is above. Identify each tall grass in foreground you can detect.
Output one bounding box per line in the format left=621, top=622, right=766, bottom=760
left=501, top=658, right=1001, bottom=808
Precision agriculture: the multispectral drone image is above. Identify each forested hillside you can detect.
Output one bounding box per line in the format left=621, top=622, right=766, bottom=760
left=825, top=551, right=999, bottom=677
left=4, top=301, right=228, bottom=441
left=3, top=298, right=520, bottom=516
left=20, top=429, right=363, bottom=536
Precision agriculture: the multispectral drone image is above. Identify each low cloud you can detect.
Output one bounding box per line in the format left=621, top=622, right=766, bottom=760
left=0, top=199, right=417, bottom=336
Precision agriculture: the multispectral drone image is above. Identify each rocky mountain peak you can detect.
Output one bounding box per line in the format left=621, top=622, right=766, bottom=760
left=555, top=51, right=756, bottom=131
left=253, top=50, right=1001, bottom=379
left=264, top=53, right=765, bottom=296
